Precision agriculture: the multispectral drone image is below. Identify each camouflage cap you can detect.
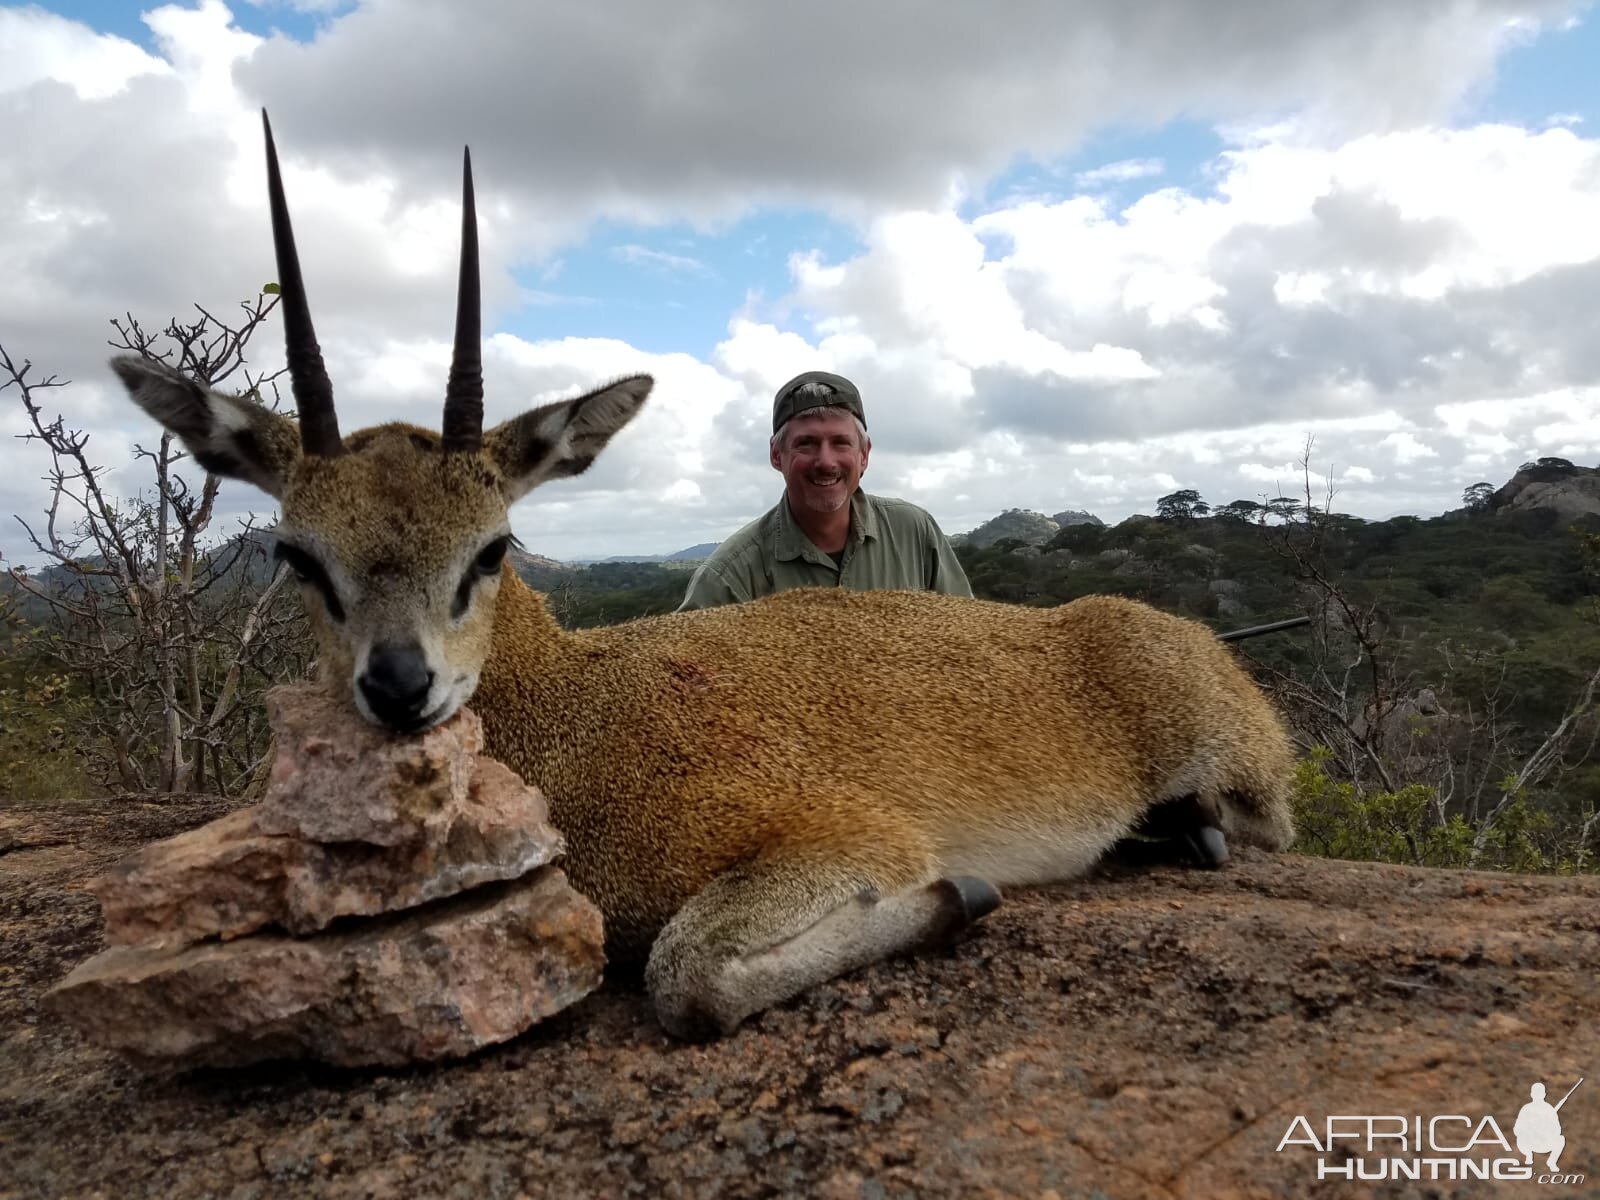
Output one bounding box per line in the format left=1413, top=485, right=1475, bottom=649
left=771, top=370, right=866, bottom=434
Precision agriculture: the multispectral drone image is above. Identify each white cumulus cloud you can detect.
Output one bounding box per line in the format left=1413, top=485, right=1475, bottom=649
left=2, top=0, right=1597, bottom=566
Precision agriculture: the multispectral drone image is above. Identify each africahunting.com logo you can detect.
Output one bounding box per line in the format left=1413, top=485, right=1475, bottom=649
left=1276, top=1077, right=1585, bottom=1185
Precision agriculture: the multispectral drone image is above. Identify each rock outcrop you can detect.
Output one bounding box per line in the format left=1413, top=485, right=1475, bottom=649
left=43, top=685, right=604, bottom=1069
left=1208, top=577, right=1248, bottom=619
left=1491, top=459, right=1600, bottom=522
left=46, top=871, right=599, bottom=1070
left=956, top=508, right=1064, bottom=548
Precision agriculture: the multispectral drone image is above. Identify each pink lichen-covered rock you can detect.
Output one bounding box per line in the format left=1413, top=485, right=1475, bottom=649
left=252, top=684, right=483, bottom=847
left=46, top=868, right=604, bottom=1068
left=47, top=682, right=608, bottom=1069
left=92, top=758, right=565, bottom=947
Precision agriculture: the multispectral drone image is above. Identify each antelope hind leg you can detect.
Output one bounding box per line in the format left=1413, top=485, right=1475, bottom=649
left=1112, top=793, right=1230, bottom=869
left=645, top=854, right=1001, bottom=1040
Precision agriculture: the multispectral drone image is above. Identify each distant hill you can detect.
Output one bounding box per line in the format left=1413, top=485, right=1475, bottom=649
left=1052, top=509, right=1104, bottom=528
left=508, top=546, right=566, bottom=573
left=2, top=531, right=279, bottom=631
left=954, top=509, right=1064, bottom=548
left=1489, top=458, right=1600, bottom=522
left=592, top=542, right=720, bottom=564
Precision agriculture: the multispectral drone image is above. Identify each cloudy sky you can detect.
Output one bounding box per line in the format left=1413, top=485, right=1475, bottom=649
left=3, top=0, right=1598, bottom=564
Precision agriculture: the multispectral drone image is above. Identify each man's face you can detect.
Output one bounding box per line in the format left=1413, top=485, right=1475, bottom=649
left=770, top=410, right=870, bottom=515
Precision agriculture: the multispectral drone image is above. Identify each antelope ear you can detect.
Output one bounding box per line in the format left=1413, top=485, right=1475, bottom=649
left=110, top=355, right=303, bottom=499
left=482, top=374, right=653, bottom=502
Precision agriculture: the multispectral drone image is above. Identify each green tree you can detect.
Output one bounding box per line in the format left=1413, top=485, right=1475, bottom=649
left=1264, top=496, right=1303, bottom=523
left=1215, top=499, right=1265, bottom=524
left=1517, top=457, right=1578, bottom=483
left=1155, top=489, right=1209, bottom=522
left=1046, top=522, right=1107, bottom=554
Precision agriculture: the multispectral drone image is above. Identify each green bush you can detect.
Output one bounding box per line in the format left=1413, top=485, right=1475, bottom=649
left=0, top=637, right=92, bottom=803
left=1290, top=748, right=1590, bottom=874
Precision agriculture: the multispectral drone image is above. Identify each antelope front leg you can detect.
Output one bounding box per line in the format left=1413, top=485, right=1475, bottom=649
left=644, top=850, right=1001, bottom=1040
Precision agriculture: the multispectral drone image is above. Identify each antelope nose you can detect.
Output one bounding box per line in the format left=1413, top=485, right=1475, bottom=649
left=359, top=643, right=434, bottom=728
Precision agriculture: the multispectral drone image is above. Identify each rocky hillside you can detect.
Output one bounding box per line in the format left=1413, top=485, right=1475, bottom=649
left=507, top=545, right=565, bottom=573
left=582, top=543, right=721, bottom=565
left=3, top=796, right=1596, bottom=1198
left=1490, top=457, right=1600, bottom=522
left=953, top=508, right=1065, bottom=548
left=1051, top=509, right=1104, bottom=528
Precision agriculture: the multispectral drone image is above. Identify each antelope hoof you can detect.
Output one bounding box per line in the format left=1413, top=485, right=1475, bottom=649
left=1183, top=825, right=1230, bottom=869
left=938, top=875, right=1003, bottom=929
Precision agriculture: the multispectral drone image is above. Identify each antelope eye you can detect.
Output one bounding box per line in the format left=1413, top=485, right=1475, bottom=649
left=453, top=536, right=511, bottom=619
left=474, top=536, right=510, bottom=575
left=272, top=542, right=346, bottom=623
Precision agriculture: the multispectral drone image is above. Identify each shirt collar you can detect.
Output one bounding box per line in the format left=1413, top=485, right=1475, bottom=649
left=772, top=489, right=879, bottom=563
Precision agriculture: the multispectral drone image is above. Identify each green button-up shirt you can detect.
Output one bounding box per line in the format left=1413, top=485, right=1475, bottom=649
left=677, top=490, right=972, bottom=611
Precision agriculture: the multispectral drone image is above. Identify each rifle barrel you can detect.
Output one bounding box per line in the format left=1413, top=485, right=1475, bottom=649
left=1217, top=615, right=1313, bottom=643
left=1555, top=1077, right=1584, bottom=1111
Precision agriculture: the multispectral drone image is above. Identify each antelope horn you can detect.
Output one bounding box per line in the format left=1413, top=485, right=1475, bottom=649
left=440, top=147, right=483, bottom=453
left=262, top=110, right=342, bottom=457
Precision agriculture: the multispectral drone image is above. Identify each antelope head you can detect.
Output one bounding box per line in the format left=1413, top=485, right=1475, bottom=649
left=112, top=112, right=653, bottom=731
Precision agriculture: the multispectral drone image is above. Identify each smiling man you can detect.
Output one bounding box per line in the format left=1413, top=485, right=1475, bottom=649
left=678, top=371, right=971, bottom=611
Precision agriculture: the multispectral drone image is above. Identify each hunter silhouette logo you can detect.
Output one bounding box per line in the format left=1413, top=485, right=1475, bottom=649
left=1276, top=1075, right=1586, bottom=1185
left=1516, top=1079, right=1582, bottom=1174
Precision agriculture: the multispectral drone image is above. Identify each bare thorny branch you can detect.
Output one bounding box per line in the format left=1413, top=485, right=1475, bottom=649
left=1251, top=437, right=1404, bottom=793
left=3, top=293, right=310, bottom=798
left=1244, top=437, right=1599, bottom=864
left=1471, top=660, right=1600, bottom=866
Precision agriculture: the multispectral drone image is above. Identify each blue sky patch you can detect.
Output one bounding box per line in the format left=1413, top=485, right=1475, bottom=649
left=41, top=0, right=347, bottom=48
left=502, top=210, right=870, bottom=359
left=1463, top=11, right=1598, bottom=126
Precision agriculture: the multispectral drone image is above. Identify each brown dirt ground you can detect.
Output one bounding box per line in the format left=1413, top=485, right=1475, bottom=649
left=1, top=796, right=1597, bottom=1199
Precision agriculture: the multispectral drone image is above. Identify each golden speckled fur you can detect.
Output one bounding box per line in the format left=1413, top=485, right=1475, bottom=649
left=111, top=357, right=1295, bottom=1039
left=473, top=581, right=1294, bottom=950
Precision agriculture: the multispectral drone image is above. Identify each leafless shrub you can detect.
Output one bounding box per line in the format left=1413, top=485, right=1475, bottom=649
left=2, top=294, right=313, bottom=798
left=1251, top=437, right=1598, bottom=866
